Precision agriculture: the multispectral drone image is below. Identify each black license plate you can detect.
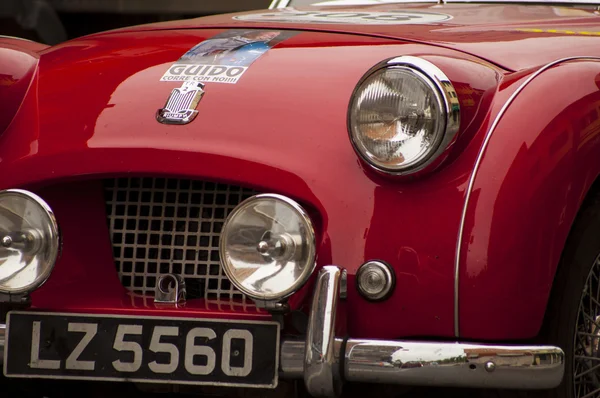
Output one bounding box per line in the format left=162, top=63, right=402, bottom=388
left=4, top=311, right=279, bottom=388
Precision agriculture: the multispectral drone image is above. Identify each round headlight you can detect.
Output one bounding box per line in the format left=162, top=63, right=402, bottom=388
left=0, top=189, right=60, bottom=294
left=219, top=194, right=316, bottom=302
left=349, top=56, right=460, bottom=175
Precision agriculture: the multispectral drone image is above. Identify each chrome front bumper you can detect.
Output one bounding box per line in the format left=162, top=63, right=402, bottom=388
left=0, top=267, right=564, bottom=396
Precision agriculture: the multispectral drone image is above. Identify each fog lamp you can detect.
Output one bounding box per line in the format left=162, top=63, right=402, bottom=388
left=356, top=261, right=395, bottom=301
left=0, top=189, right=60, bottom=295
left=219, top=194, right=316, bottom=302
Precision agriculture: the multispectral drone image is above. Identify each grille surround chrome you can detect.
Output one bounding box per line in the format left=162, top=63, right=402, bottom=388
left=104, top=177, right=258, bottom=303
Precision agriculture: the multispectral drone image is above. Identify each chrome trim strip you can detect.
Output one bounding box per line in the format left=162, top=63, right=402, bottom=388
left=304, top=266, right=343, bottom=397
left=453, top=56, right=600, bottom=338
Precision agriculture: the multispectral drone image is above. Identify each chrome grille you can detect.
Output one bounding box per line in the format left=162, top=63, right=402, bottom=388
left=104, top=177, right=258, bottom=302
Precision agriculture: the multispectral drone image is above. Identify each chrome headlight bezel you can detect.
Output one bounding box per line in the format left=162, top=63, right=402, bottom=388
left=0, top=189, right=61, bottom=295
left=348, top=56, right=461, bottom=176
left=219, top=193, right=316, bottom=303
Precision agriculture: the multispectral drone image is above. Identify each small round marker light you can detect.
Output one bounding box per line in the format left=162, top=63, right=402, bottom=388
left=0, top=189, right=60, bottom=295
left=356, top=261, right=395, bottom=301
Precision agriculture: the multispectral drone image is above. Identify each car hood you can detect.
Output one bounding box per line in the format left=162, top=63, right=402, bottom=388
left=2, top=27, right=499, bottom=192
left=107, top=3, right=600, bottom=71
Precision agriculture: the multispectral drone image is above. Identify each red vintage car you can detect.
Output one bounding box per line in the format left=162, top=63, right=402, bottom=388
left=2, top=0, right=600, bottom=397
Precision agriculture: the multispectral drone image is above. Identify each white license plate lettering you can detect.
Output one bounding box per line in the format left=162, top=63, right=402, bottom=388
left=65, top=322, right=98, bottom=371
left=112, top=324, right=143, bottom=372
left=221, top=329, right=253, bottom=377
left=148, top=326, right=180, bottom=374
left=184, top=327, right=216, bottom=375
left=29, top=321, right=61, bottom=370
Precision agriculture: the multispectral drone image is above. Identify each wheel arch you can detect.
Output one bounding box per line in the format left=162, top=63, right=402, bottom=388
left=457, top=58, right=600, bottom=340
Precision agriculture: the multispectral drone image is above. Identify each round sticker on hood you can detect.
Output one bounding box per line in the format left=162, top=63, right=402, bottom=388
left=234, top=10, right=453, bottom=25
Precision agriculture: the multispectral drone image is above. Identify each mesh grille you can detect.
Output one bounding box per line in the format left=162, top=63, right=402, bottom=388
left=104, top=177, right=258, bottom=302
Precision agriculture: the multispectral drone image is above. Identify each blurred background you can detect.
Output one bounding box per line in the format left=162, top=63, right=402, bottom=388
left=0, top=0, right=276, bottom=45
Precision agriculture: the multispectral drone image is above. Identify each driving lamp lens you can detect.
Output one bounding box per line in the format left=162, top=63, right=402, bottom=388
left=350, top=66, right=446, bottom=173
left=220, top=194, right=316, bottom=301
left=0, top=190, right=60, bottom=294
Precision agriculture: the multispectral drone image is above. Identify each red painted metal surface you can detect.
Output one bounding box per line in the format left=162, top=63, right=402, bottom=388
left=109, top=3, right=600, bottom=71
left=0, top=29, right=500, bottom=339
left=1, top=2, right=600, bottom=342
left=0, top=44, right=38, bottom=134
left=459, top=60, right=600, bottom=340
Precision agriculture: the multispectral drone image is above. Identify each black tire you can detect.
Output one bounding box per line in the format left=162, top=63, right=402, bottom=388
left=535, top=194, right=600, bottom=398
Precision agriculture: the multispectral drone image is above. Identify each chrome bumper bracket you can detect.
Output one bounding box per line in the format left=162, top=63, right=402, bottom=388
left=304, top=266, right=343, bottom=397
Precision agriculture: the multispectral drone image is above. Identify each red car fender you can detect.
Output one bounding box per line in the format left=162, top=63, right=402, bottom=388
left=458, top=59, right=600, bottom=340
left=0, top=40, right=41, bottom=134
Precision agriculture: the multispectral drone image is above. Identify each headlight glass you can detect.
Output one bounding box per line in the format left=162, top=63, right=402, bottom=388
left=220, top=194, right=316, bottom=301
left=349, top=57, right=459, bottom=175
left=0, top=190, right=60, bottom=294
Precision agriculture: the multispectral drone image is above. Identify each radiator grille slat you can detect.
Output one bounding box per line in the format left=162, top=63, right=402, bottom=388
left=104, top=177, right=257, bottom=302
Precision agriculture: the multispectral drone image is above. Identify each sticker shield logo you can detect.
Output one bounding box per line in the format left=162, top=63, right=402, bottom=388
left=156, top=81, right=205, bottom=125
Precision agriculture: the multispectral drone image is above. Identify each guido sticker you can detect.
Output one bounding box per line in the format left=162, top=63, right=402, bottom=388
left=161, top=30, right=297, bottom=84
left=233, top=10, right=452, bottom=25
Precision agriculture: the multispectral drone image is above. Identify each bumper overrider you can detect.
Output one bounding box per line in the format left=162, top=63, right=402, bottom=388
left=0, top=266, right=564, bottom=396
